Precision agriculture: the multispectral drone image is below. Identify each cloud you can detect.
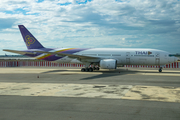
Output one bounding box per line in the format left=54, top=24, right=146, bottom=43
left=0, top=18, right=17, bottom=30
left=0, top=0, right=180, bottom=54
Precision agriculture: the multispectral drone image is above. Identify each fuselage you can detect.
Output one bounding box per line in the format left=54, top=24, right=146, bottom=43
left=33, top=48, right=178, bottom=66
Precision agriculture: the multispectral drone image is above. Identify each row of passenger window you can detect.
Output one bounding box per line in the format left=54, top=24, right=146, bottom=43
left=82, top=54, right=154, bottom=57
left=134, top=55, right=154, bottom=57
left=82, top=54, right=121, bottom=56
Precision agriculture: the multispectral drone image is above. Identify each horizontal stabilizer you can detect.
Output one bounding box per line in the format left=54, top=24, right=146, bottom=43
left=3, top=49, right=36, bottom=55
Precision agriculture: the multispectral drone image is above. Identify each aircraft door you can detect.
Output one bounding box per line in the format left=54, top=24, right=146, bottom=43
left=126, top=52, right=130, bottom=64
left=155, top=53, right=160, bottom=65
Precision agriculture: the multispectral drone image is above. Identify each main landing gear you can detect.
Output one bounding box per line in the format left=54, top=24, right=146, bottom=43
left=81, top=67, right=100, bottom=72
left=81, top=67, right=93, bottom=72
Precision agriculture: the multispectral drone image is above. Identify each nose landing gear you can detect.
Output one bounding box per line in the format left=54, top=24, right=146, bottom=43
left=81, top=68, right=85, bottom=72
left=159, top=68, right=162, bottom=72
left=159, top=67, right=163, bottom=72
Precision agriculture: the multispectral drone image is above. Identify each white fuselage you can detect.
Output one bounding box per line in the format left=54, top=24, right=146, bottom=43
left=54, top=48, right=178, bottom=66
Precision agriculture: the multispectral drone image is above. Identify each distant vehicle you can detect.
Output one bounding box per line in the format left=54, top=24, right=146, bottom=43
left=3, top=25, right=179, bottom=72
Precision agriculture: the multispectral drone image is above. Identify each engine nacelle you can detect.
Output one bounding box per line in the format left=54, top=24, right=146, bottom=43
left=100, top=59, right=117, bottom=69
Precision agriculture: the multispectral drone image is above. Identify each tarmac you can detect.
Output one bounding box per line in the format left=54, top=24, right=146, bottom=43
left=0, top=67, right=180, bottom=120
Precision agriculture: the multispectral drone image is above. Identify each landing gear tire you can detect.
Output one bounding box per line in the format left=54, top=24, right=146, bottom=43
left=81, top=67, right=94, bottom=72
left=93, top=67, right=96, bottom=70
left=159, top=68, right=162, bottom=72
left=89, top=68, right=93, bottom=72
left=81, top=68, right=85, bottom=72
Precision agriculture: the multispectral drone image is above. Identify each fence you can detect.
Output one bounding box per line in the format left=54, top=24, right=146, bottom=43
left=0, top=60, right=85, bottom=67
left=0, top=60, right=179, bottom=68
left=124, top=62, right=179, bottom=68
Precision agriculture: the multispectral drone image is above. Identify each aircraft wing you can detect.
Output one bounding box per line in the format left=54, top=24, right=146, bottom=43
left=3, top=49, right=36, bottom=55
left=34, top=51, right=100, bottom=59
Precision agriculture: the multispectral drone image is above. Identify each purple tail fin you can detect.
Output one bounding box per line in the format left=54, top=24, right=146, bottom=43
left=18, top=25, right=44, bottom=49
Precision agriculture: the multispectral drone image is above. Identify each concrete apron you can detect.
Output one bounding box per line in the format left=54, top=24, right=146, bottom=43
left=0, top=82, right=180, bottom=103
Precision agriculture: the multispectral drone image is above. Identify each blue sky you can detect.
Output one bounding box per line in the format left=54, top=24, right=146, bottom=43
left=0, top=0, right=180, bottom=55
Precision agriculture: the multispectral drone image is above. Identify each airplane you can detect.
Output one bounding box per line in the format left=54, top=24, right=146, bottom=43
left=3, top=25, right=179, bottom=72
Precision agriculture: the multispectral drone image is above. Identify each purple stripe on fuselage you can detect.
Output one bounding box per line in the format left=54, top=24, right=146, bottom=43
left=24, top=48, right=53, bottom=57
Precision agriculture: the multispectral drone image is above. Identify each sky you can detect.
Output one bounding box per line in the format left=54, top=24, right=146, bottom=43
left=0, top=0, right=180, bottom=55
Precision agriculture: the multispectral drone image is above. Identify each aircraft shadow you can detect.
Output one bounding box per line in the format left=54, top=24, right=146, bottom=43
left=80, top=69, right=139, bottom=80
left=42, top=70, right=68, bottom=74
left=40, top=68, right=179, bottom=80
left=80, top=69, right=180, bottom=80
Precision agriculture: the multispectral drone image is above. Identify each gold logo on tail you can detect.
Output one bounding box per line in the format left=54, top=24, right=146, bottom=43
left=25, top=35, right=35, bottom=46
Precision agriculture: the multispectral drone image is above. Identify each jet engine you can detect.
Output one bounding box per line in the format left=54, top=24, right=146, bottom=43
left=100, top=59, right=117, bottom=69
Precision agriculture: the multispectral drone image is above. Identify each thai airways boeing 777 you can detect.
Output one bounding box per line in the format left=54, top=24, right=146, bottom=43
left=3, top=25, right=179, bottom=72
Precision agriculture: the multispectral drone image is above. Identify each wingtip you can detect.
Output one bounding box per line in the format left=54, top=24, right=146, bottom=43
left=3, top=49, right=8, bottom=51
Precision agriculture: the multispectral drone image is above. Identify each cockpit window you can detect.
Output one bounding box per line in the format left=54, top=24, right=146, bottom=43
left=169, top=54, right=180, bottom=57
left=169, top=54, right=173, bottom=57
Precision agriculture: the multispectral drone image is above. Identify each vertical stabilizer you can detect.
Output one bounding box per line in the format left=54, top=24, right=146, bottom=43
left=18, top=25, right=44, bottom=49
